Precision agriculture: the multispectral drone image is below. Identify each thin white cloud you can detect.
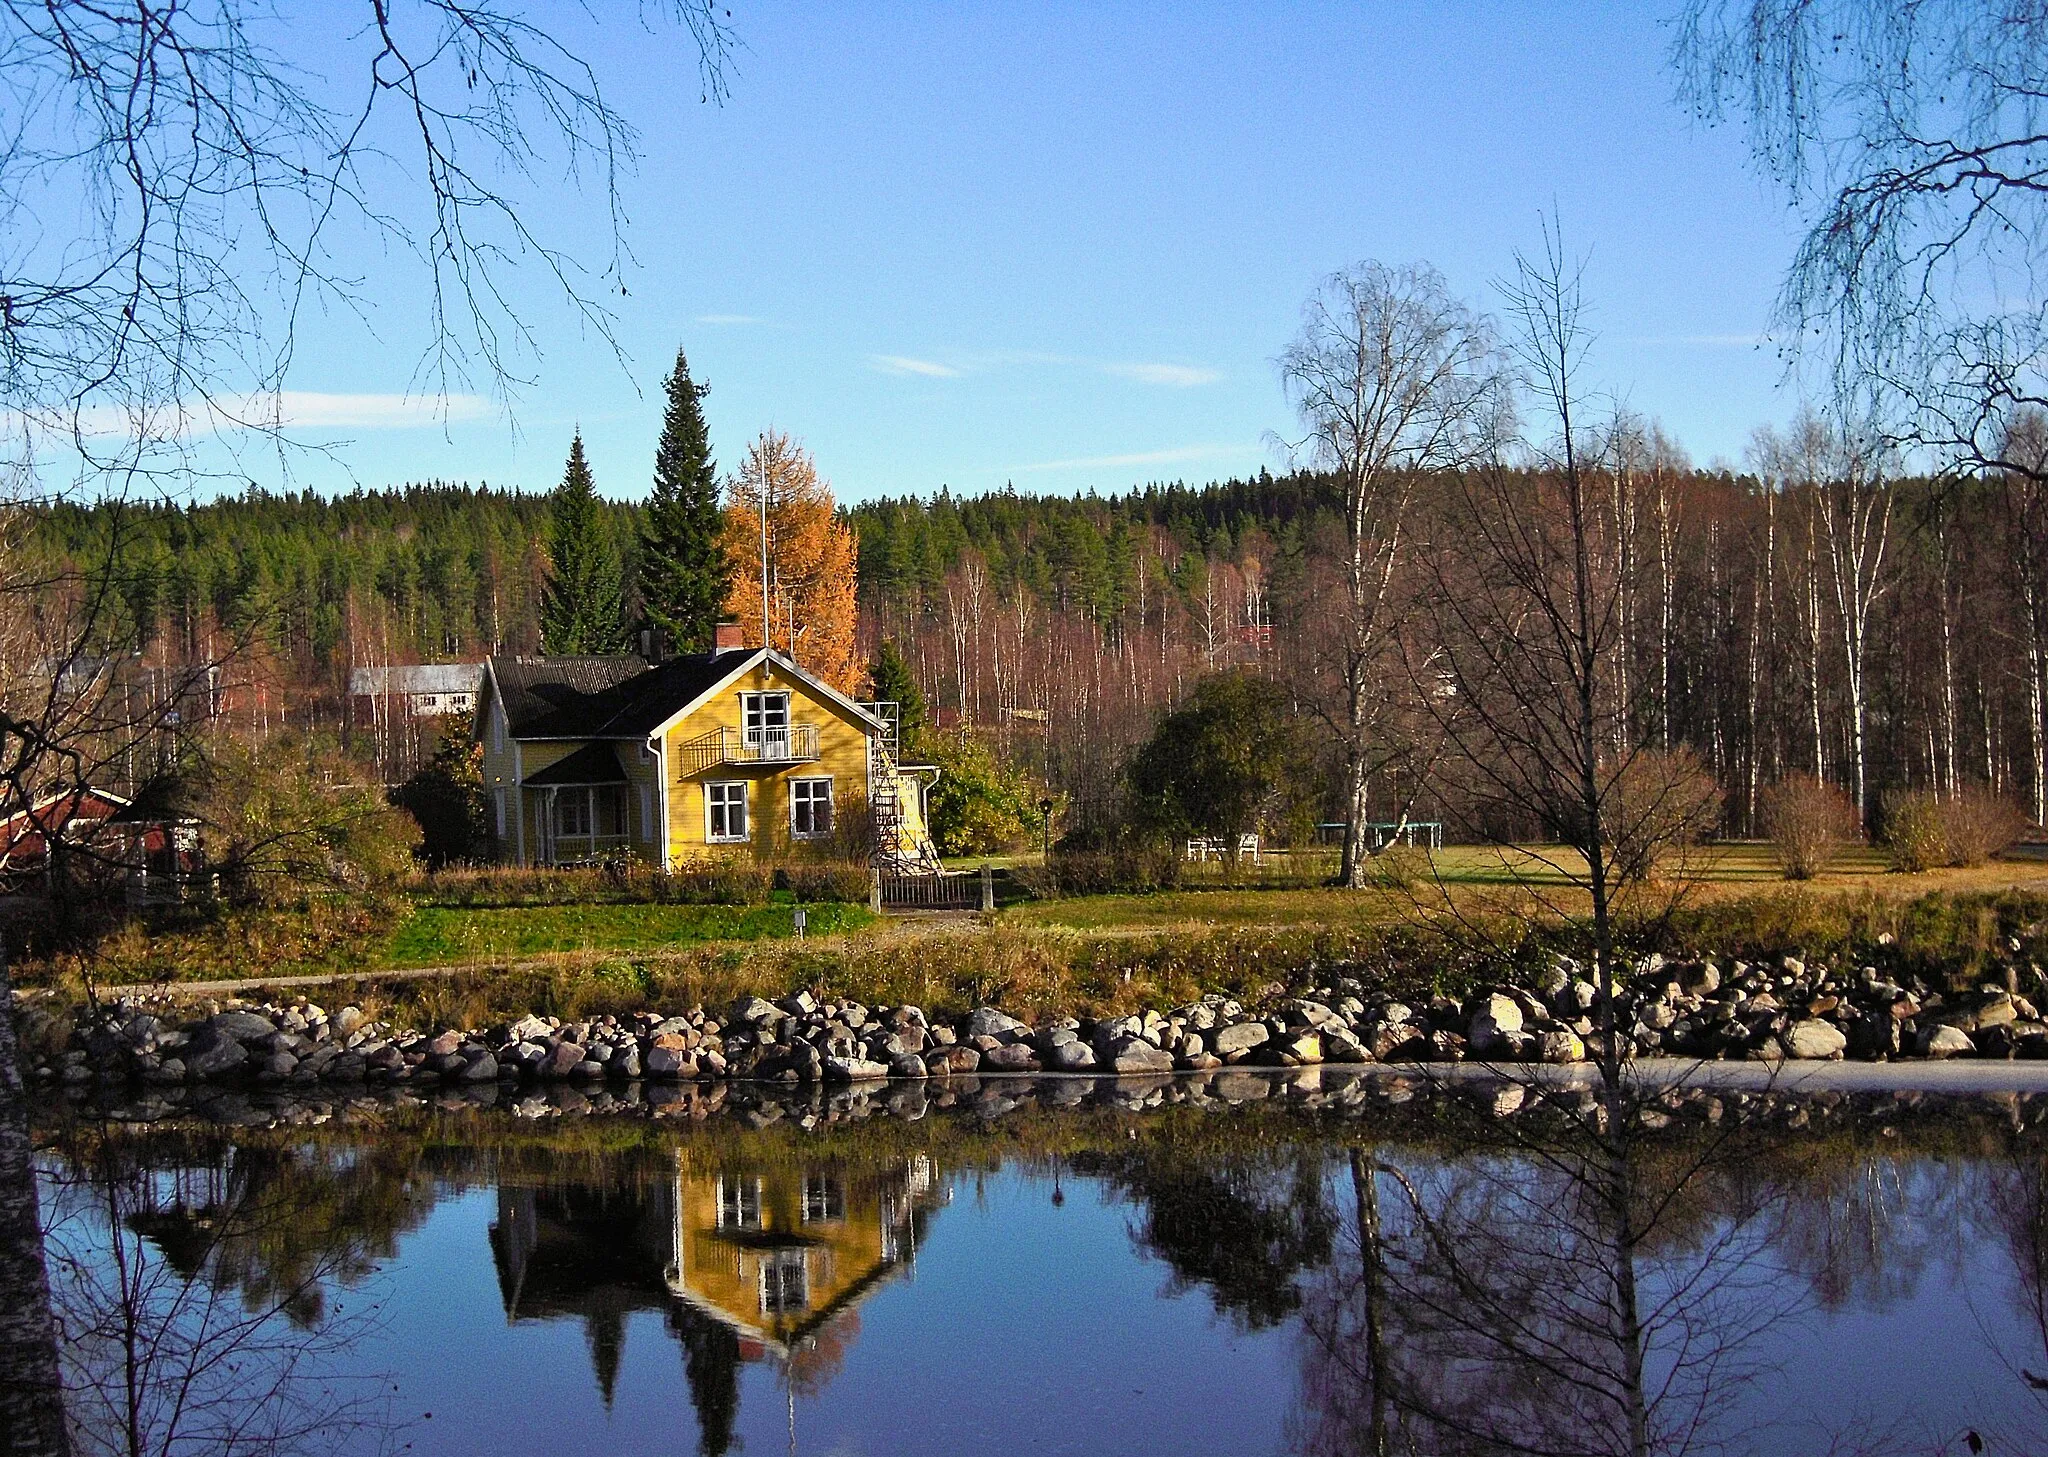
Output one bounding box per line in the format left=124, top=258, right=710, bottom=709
left=695, top=313, right=765, bottom=326
left=865, top=350, right=1222, bottom=387
left=1018, top=443, right=1244, bottom=473
left=16, top=391, right=490, bottom=440
left=246, top=391, right=492, bottom=429
left=1102, top=362, right=1223, bottom=388
left=869, top=354, right=963, bottom=379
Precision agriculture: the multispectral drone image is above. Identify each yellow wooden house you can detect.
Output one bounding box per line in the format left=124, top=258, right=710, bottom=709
left=475, top=632, right=938, bottom=871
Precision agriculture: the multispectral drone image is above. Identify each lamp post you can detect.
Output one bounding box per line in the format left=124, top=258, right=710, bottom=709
left=1038, top=797, right=1054, bottom=869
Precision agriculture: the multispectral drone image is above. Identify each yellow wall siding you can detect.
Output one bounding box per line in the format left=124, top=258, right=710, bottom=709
left=660, top=662, right=872, bottom=865
left=477, top=687, right=522, bottom=860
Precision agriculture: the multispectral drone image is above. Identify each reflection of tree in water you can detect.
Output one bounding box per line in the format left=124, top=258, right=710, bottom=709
left=1771, top=1153, right=1967, bottom=1317
left=672, top=1302, right=742, bottom=1456
left=489, top=1179, right=681, bottom=1405
left=1967, top=1147, right=2048, bottom=1449
left=1074, top=1147, right=1336, bottom=1329
left=37, top=1123, right=413, bottom=1457
left=1290, top=1083, right=1799, bottom=1457
left=111, top=1135, right=438, bottom=1328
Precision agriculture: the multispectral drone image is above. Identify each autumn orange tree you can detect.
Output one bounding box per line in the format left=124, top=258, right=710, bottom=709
left=720, top=431, right=862, bottom=694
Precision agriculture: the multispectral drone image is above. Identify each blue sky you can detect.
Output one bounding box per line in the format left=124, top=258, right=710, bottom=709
left=253, top=2, right=1800, bottom=503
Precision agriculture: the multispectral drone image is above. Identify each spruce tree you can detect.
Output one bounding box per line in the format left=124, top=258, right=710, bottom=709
left=866, top=638, right=926, bottom=750
left=638, top=346, right=726, bottom=652
left=539, top=432, right=627, bottom=654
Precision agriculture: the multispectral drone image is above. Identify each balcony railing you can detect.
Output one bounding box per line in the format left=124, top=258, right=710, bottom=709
left=541, top=831, right=631, bottom=868
left=679, top=723, right=821, bottom=775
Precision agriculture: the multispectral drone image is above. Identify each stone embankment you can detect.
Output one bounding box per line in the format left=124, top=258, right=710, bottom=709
left=17, top=947, right=2048, bottom=1091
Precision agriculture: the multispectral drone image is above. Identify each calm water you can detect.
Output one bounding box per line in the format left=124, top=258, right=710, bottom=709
left=19, top=1068, right=2048, bottom=1456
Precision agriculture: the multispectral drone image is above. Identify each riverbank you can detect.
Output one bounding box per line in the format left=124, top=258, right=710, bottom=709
left=22, top=925, right=2048, bottom=1098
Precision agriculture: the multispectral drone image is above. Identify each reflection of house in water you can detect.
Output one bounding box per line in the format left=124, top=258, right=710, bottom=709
left=489, top=1154, right=944, bottom=1452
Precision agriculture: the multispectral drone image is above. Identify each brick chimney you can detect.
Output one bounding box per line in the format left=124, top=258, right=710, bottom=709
left=712, top=621, right=744, bottom=653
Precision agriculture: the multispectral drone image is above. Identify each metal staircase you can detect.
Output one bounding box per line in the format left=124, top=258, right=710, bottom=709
left=862, top=700, right=943, bottom=875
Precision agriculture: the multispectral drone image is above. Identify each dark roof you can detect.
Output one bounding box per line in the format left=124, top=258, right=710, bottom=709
left=522, top=742, right=630, bottom=787
left=489, top=651, right=756, bottom=739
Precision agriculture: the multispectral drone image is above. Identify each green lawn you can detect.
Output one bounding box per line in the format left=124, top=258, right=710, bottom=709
left=383, top=900, right=876, bottom=967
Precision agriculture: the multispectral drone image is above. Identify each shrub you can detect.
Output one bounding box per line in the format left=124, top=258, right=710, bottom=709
left=1939, top=785, right=2029, bottom=867
left=1881, top=790, right=1950, bottom=873
left=662, top=855, right=774, bottom=905
left=1759, top=775, right=1860, bottom=879
left=775, top=862, right=872, bottom=903
left=1020, top=844, right=1184, bottom=897
left=390, top=715, right=488, bottom=867
left=923, top=728, right=1043, bottom=855
left=198, top=731, right=422, bottom=906
left=1602, top=747, right=1724, bottom=884
left=825, top=788, right=878, bottom=866
left=1880, top=785, right=2030, bottom=871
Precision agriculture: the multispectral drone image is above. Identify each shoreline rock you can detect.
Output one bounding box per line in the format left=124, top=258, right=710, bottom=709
left=18, top=949, right=2048, bottom=1092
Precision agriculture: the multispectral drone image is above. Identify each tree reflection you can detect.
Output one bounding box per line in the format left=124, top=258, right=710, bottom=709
left=36, top=1125, right=411, bottom=1457
left=1076, top=1146, right=1337, bottom=1329
left=1967, top=1144, right=2048, bottom=1449
left=1292, top=1079, right=1799, bottom=1457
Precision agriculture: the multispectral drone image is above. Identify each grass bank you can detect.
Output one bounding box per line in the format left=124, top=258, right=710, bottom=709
left=80, top=878, right=2048, bottom=1045
left=383, top=900, right=874, bottom=967
left=30, top=893, right=876, bottom=990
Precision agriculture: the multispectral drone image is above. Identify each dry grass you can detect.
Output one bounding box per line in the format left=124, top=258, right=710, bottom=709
left=999, top=841, right=2048, bottom=935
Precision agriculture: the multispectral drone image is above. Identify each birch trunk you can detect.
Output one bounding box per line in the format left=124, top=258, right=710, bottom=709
left=0, top=949, right=72, bottom=1456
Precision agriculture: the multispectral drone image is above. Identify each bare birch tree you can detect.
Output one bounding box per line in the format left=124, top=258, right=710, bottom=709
left=1278, top=262, right=1504, bottom=888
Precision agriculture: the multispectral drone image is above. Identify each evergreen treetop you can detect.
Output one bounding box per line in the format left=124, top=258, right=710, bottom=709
left=539, top=432, right=627, bottom=655
left=639, top=345, right=726, bottom=653
left=866, top=638, right=927, bottom=748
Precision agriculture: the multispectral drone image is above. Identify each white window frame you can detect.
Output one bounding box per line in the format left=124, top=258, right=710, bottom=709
left=716, top=1176, right=763, bottom=1231
left=759, top=1248, right=809, bottom=1315
left=789, top=776, right=833, bottom=839
left=705, top=781, right=749, bottom=843
left=741, top=691, right=791, bottom=752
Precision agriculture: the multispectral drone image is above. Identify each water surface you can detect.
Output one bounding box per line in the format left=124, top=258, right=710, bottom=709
left=21, top=1068, right=2048, bottom=1456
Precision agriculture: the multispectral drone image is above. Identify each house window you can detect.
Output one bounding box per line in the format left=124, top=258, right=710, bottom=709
left=491, top=707, right=505, bottom=751
left=493, top=788, right=506, bottom=838
left=742, top=692, right=790, bottom=752
left=800, top=1175, right=844, bottom=1224
left=790, top=778, right=833, bottom=839
left=557, top=793, right=591, bottom=837
left=759, top=1249, right=809, bottom=1315
left=706, top=782, right=748, bottom=842
left=716, top=1177, right=763, bottom=1231
left=640, top=786, right=655, bottom=842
